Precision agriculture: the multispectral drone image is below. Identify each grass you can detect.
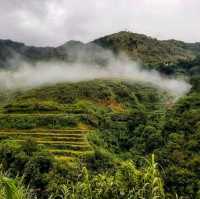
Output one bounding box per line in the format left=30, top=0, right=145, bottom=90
left=54, top=156, right=76, bottom=163
left=0, top=168, right=34, bottom=199
left=48, top=149, right=94, bottom=157
left=0, top=129, right=90, bottom=132
left=0, top=132, right=86, bottom=137
left=1, top=136, right=87, bottom=142
left=0, top=127, right=92, bottom=159
left=41, top=144, right=91, bottom=151
left=50, top=154, right=166, bottom=199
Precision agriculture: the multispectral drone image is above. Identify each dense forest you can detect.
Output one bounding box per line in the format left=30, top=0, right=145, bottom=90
left=0, top=32, right=199, bottom=199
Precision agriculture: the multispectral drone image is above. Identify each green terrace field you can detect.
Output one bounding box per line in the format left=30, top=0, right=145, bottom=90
left=0, top=110, right=94, bottom=162
left=0, top=80, right=167, bottom=162
left=0, top=78, right=199, bottom=198
left=0, top=128, right=93, bottom=160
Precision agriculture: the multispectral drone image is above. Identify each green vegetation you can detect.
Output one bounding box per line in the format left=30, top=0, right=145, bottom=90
left=0, top=73, right=200, bottom=198
left=1, top=31, right=200, bottom=69
left=0, top=172, right=33, bottom=199
left=0, top=32, right=200, bottom=198
left=0, top=74, right=199, bottom=198
left=93, top=31, right=200, bottom=65
left=0, top=152, right=166, bottom=199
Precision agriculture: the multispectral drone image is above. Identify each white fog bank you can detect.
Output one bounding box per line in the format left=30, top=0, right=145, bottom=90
left=0, top=58, right=191, bottom=98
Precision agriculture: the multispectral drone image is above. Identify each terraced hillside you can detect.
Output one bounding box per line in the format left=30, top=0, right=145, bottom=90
left=0, top=99, right=95, bottom=161
left=0, top=127, right=93, bottom=162
left=0, top=80, right=168, bottom=162
left=1, top=79, right=198, bottom=198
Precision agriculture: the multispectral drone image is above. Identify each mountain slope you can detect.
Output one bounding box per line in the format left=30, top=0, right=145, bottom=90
left=0, top=32, right=200, bottom=198
left=0, top=79, right=167, bottom=165
left=92, top=31, right=200, bottom=64
left=0, top=31, right=200, bottom=69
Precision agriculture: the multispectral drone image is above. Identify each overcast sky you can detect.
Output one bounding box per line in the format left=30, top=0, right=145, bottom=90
left=0, top=0, right=199, bottom=46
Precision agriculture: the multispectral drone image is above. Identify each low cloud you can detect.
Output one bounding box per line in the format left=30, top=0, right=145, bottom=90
left=0, top=55, right=191, bottom=98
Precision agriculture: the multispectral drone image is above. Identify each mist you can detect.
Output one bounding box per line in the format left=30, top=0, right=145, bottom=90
left=0, top=55, right=191, bottom=98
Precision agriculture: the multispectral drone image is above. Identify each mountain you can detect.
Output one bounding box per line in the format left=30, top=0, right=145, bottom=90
left=0, top=32, right=200, bottom=198
left=92, top=31, right=200, bottom=64
left=0, top=31, right=200, bottom=69
left=0, top=74, right=199, bottom=198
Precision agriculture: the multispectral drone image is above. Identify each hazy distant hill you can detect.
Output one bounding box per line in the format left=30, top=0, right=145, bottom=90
left=0, top=31, right=200, bottom=68
left=93, top=31, right=200, bottom=64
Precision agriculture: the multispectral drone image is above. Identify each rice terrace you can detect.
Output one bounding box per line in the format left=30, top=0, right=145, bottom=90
left=0, top=1, right=200, bottom=199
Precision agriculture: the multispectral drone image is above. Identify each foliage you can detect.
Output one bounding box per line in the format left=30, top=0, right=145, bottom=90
left=51, top=154, right=165, bottom=199
left=0, top=75, right=199, bottom=198
left=0, top=167, right=33, bottom=199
